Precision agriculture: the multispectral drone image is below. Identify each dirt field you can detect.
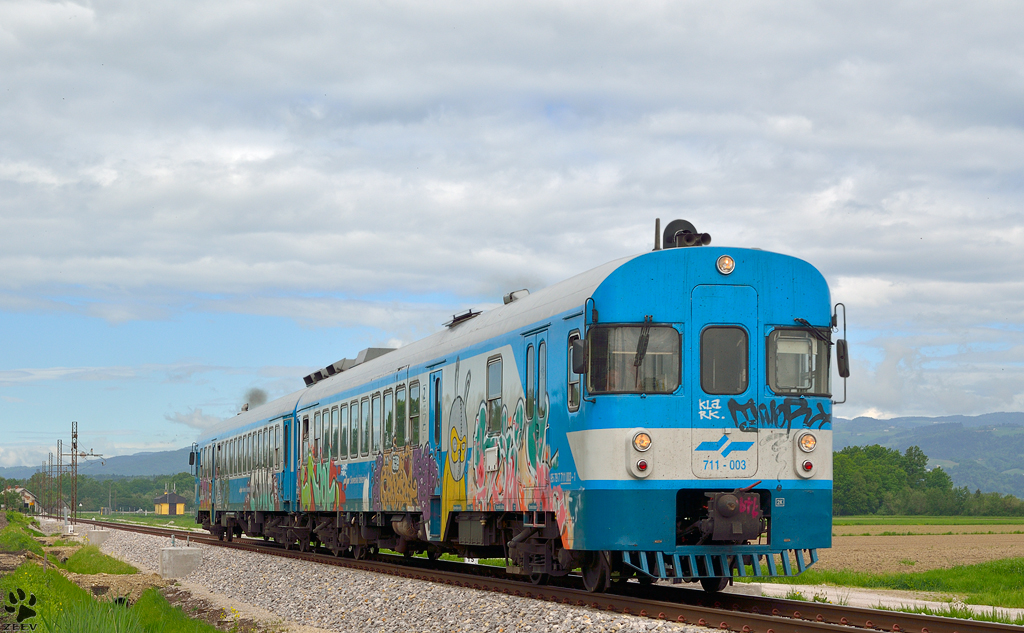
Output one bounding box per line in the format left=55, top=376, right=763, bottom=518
left=817, top=527, right=1024, bottom=575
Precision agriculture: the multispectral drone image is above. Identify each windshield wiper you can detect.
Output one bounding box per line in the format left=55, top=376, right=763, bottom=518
left=794, top=318, right=832, bottom=345
left=633, top=315, right=653, bottom=367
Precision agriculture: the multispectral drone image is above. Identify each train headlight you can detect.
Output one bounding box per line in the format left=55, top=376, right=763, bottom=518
left=798, top=433, right=817, bottom=453
left=716, top=255, right=736, bottom=275
left=632, top=432, right=652, bottom=452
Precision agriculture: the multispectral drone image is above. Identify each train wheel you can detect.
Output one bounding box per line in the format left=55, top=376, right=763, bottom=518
left=700, top=577, right=729, bottom=593
left=352, top=544, right=366, bottom=560
left=529, top=572, right=549, bottom=586
left=581, top=551, right=611, bottom=593
left=426, top=550, right=439, bottom=561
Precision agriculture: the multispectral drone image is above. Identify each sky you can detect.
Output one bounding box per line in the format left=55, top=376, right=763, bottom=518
left=1, top=1, right=1023, bottom=468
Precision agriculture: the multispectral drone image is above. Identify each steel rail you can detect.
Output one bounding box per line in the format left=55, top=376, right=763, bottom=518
left=73, top=518, right=1019, bottom=633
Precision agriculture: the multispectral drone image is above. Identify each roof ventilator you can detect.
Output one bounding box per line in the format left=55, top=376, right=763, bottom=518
left=503, top=289, right=529, bottom=304
left=302, top=347, right=395, bottom=387
left=445, top=309, right=481, bottom=328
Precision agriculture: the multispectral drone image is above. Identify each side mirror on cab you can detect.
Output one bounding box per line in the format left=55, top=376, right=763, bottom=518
left=836, top=339, right=850, bottom=378
left=571, top=339, right=587, bottom=375
left=189, top=451, right=196, bottom=466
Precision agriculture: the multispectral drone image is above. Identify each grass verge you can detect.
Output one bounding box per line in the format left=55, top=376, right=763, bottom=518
left=0, top=511, right=45, bottom=556
left=64, top=545, right=138, bottom=575
left=1, top=562, right=221, bottom=633
left=764, top=558, right=1024, bottom=612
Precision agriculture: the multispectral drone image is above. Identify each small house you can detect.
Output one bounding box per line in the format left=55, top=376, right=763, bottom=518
left=153, top=492, right=187, bottom=516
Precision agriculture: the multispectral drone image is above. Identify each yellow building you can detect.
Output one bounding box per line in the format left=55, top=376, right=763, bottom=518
left=153, top=492, right=187, bottom=516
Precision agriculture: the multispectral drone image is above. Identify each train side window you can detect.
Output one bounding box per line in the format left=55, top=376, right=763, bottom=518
left=351, top=400, right=361, bottom=458
left=701, top=326, right=749, bottom=395
left=313, top=411, right=322, bottom=460
left=272, top=427, right=278, bottom=471
left=409, top=381, right=421, bottom=445
left=248, top=434, right=253, bottom=472
left=383, top=390, right=394, bottom=449
left=538, top=341, right=547, bottom=420
left=525, top=344, right=535, bottom=419
left=279, top=424, right=286, bottom=470
left=263, top=429, right=269, bottom=469
left=257, top=431, right=262, bottom=469
left=339, top=405, right=348, bottom=459
left=433, top=377, right=442, bottom=443
left=360, top=398, right=370, bottom=456
left=372, top=393, right=382, bottom=453
left=487, top=356, right=503, bottom=435
left=302, top=416, right=310, bottom=463
left=328, top=407, right=337, bottom=460
left=395, top=386, right=407, bottom=447
left=567, top=330, right=581, bottom=411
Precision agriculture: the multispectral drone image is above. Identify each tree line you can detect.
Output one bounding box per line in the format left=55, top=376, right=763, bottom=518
left=2, top=472, right=195, bottom=513
left=834, top=444, right=1024, bottom=516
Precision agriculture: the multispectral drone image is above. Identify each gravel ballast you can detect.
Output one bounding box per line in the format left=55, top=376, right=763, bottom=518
left=94, top=526, right=715, bottom=633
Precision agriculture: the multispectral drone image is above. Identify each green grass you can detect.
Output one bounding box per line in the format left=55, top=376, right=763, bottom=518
left=64, top=545, right=138, bottom=575
left=131, top=587, right=223, bottom=633
left=765, top=558, right=1024, bottom=611
left=0, top=560, right=94, bottom=630
left=834, top=516, right=1024, bottom=526
left=86, top=512, right=200, bottom=531
left=1, top=561, right=222, bottom=633
left=0, top=511, right=45, bottom=556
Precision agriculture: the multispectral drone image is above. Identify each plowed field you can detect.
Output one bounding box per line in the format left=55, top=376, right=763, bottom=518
left=816, top=526, right=1024, bottom=574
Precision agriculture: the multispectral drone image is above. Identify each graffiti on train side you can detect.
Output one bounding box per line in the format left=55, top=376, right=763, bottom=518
left=299, top=449, right=345, bottom=511
left=367, top=444, right=440, bottom=516
left=727, top=397, right=831, bottom=432
left=198, top=478, right=212, bottom=510
left=468, top=393, right=576, bottom=547
left=245, top=468, right=281, bottom=512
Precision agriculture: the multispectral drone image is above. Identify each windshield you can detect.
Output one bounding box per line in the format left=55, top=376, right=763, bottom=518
left=587, top=325, right=680, bottom=394
left=767, top=328, right=830, bottom=396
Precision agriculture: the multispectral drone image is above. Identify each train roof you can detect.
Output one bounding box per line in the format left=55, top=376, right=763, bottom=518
left=197, top=253, right=637, bottom=443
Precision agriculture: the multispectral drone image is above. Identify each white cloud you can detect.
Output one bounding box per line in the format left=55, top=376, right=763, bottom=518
left=165, top=408, right=224, bottom=431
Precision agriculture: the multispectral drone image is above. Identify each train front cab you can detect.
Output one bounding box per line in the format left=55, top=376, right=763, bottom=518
left=567, top=246, right=840, bottom=591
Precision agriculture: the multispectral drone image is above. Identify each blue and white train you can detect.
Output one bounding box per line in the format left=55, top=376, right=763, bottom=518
left=190, top=219, right=848, bottom=593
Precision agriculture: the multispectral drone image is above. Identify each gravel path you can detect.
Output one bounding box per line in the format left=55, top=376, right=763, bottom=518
left=94, top=526, right=715, bottom=633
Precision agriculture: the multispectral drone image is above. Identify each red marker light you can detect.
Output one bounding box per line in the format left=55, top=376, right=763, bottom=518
left=802, top=461, right=813, bottom=471
left=636, top=459, right=648, bottom=472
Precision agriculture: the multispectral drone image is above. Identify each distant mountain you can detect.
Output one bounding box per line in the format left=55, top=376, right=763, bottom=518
left=0, top=447, right=192, bottom=481
left=835, top=412, right=1024, bottom=498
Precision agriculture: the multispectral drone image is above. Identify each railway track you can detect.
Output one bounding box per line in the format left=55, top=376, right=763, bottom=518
left=73, top=518, right=1018, bottom=633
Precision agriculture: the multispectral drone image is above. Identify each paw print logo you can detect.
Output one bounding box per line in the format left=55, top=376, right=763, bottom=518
left=4, top=588, right=37, bottom=623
